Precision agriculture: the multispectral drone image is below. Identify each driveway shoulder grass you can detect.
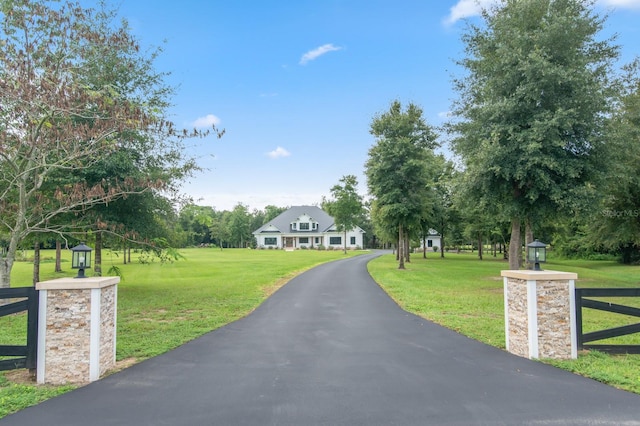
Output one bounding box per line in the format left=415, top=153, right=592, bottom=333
left=367, top=252, right=640, bottom=394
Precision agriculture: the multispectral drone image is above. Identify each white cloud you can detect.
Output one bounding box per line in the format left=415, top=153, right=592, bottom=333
left=444, top=0, right=640, bottom=26
left=192, top=114, right=221, bottom=128
left=443, top=0, right=496, bottom=26
left=599, top=0, right=640, bottom=9
left=266, top=146, right=291, bottom=159
left=299, top=43, right=342, bottom=65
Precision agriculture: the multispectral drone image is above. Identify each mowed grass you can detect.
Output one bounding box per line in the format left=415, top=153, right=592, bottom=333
left=0, top=248, right=362, bottom=418
left=3, top=247, right=640, bottom=417
left=367, top=251, right=640, bottom=394
left=115, top=248, right=360, bottom=359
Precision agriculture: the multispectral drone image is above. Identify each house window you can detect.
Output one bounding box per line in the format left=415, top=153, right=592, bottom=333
left=292, top=223, right=297, bottom=230
left=299, top=237, right=309, bottom=244
left=329, top=237, right=341, bottom=245
left=313, top=223, right=317, bottom=230
left=315, top=237, right=319, bottom=244
left=264, top=237, right=277, bottom=245
left=427, top=239, right=433, bottom=248
left=350, top=237, right=356, bottom=245
left=300, top=223, right=309, bottom=230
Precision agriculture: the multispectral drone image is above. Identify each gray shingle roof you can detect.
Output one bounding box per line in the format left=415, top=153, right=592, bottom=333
left=253, top=206, right=336, bottom=234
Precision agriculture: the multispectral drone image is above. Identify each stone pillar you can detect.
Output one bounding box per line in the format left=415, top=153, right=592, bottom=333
left=35, top=277, right=119, bottom=385
left=501, top=270, right=577, bottom=360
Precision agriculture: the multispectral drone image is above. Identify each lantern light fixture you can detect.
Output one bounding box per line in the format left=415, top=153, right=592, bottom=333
left=527, top=239, right=547, bottom=271
left=71, top=242, right=92, bottom=278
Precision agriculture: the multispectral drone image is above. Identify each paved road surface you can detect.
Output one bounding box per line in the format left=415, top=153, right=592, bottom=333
left=3, top=252, right=640, bottom=425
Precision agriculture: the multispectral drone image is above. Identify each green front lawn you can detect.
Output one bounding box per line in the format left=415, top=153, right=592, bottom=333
left=3, top=248, right=640, bottom=418
left=367, top=251, right=640, bottom=394
left=0, top=248, right=362, bottom=418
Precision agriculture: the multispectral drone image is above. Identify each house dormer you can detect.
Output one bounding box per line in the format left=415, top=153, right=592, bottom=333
left=291, top=213, right=318, bottom=232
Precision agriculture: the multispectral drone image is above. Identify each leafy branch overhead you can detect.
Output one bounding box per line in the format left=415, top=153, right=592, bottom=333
left=0, top=0, right=220, bottom=287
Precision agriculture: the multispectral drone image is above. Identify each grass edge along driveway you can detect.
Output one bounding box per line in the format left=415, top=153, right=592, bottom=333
left=0, top=248, right=362, bottom=418
left=367, top=252, right=640, bottom=395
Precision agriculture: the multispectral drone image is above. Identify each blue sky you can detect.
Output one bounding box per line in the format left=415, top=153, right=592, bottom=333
left=108, top=0, right=640, bottom=211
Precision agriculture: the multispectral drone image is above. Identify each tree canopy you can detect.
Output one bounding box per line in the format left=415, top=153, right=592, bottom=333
left=448, top=0, right=619, bottom=268
left=0, top=0, right=217, bottom=286
left=326, top=175, right=364, bottom=254
left=365, top=100, right=438, bottom=268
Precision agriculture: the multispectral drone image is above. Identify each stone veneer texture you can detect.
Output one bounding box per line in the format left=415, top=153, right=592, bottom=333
left=44, top=289, right=92, bottom=385
left=506, top=278, right=529, bottom=358
left=99, top=285, right=116, bottom=376
left=536, top=280, right=572, bottom=359
left=505, top=277, right=573, bottom=360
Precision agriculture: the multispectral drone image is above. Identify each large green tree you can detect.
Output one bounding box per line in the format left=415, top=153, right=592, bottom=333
left=227, top=203, right=252, bottom=248
left=430, top=155, right=461, bottom=258
left=589, top=60, right=640, bottom=263
left=365, top=101, right=438, bottom=269
left=326, top=175, right=364, bottom=254
left=178, top=204, right=215, bottom=246
left=449, top=0, right=618, bottom=269
left=0, top=1, right=214, bottom=286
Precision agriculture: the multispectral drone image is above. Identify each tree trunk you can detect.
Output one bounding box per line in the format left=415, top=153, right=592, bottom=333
left=525, top=217, right=534, bottom=268
left=123, top=240, right=127, bottom=265
left=440, top=232, right=445, bottom=258
left=508, top=217, right=521, bottom=270
left=423, top=235, right=427, bottom=259
left=127, top=247, right=131, bottom=264
left=94, top=232, right=102, bottom=277
left=343, top=230, right=347, bottom=254
left=398, top=223, right=405, bottom=269
left=33, top=241, right=40, bottom=286
left=0, top=231, right=20, bottom=288
left=405, top=231, right=410, bottom=263
left=477, top=233, right=483, bottom=261
left=55, top=240, right=62, bottom=273
left=525, top=217, right=534, bottom=246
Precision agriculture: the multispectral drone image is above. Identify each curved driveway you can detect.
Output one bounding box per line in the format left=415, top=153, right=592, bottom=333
left=3, top=252, right=640, bottom=425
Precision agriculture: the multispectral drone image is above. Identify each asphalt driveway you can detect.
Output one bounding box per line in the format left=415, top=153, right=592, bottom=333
left=3, top=251, right=640, bottom=425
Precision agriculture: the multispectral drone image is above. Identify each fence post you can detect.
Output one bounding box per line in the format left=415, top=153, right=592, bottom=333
left=25, top=287, right=39, bottom=371
left=502, top=270, right=578, bottom=360
left=35, top=277, right=119, bottom=385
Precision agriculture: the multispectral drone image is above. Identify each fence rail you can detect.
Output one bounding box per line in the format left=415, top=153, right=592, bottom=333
left=575, top=288, right=640, bottom=354
left=0, top=287, right=38, bottom=371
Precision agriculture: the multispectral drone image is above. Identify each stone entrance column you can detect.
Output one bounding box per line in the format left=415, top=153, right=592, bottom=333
left=36, top=277, right=119, bottom=385
left=502, top=270, right=578, bottom=360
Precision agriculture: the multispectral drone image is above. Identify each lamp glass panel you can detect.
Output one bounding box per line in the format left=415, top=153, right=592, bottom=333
left=537, top=248, right=546, bottom=262
left=83, top=251, right=91, bottom=267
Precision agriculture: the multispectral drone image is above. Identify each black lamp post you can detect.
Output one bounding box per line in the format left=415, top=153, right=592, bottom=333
left=527, top=239, right=547, bottom=271
left=71, top=242, right=92, bottom=278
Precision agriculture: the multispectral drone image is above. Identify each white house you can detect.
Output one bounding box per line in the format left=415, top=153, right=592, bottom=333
left=417, top=229, right=442, bottom=252
left=252, top=206, right=365, bottom=250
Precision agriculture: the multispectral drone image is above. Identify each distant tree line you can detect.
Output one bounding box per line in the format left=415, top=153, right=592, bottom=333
left=364, top=0, right=640, bottom=268
left=3, top=0, right=640, bottom=289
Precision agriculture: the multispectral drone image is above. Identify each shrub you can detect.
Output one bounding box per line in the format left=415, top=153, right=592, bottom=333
left=433, top=246, right=439, bottom=252
left=317, top=244, right=326, bottom=251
